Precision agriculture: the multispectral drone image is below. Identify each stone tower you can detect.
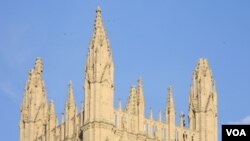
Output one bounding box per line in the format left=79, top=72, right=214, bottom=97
left=188, top=58, right=218, bottom=141
left=83, top=6, right=115, bottom=141
left=19, top=7, right=218, bottom=141
left=19, top=58, right=49, bottom=141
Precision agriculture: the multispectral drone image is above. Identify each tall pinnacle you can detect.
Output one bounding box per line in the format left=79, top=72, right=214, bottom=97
left=166, top=86, right=176, bottom=141
left=85, top=6, right=113, bottom=83
left=65, top=81, right=77, bottom=137
left=90, top=6, right=110, bottom=51
left=126, top=86, right=137, bottom=115
left=95, top=6, right=103, bottom=28
left=167, top=86, right=175, bottom=114
left=137, top=77, right=144, bottom=105
left=20, top=57, right=47, bottom=120
left=20, top=57, right=48, bottom=141
left=48, top=100, right=57, bottom=128
left=49, top=100, right=56, bottom=118
left=66, top=81, right=76, bottom=111
left=84, top=6, right=114, bottom=125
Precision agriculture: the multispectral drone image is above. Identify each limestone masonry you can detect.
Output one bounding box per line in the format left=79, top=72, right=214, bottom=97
left=19, top=7, right=218, bottom=141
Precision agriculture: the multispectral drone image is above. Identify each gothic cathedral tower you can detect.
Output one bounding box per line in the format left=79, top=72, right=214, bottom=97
left=83, top=6, right=115, bottom=141
left=19, top=7, right=218, bottom=141
left=19, top=58, right=50, bottom=141
left=188, top=58, right=218, bottom=141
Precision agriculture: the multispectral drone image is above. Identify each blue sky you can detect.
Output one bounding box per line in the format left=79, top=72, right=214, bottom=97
left=0, top=0, right=250, bottom=140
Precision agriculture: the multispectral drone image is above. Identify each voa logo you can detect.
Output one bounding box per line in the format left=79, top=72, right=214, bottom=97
left=226, top=129, right=246, bottom=136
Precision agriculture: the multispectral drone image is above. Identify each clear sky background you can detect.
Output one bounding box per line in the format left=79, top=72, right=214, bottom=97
left=0, top=0, right=250, bottom=140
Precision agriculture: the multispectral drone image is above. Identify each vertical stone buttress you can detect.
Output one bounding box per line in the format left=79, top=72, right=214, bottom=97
left=188, top=58, right=218, bottom=141
left=19, top=57, right=48, bottom=141
left=83, top=6, right=115, bottom=141
left=166, top=86, right=175, bottom=141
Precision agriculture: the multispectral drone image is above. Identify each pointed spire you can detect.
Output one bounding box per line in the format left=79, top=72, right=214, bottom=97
left=85, top=6, right=113, bottom=83
left=48, top=100, right=57, bottom=130
left=166, top=86, right=176, bottom=141
left=65, top=81, right=78, bottom=138
left=66, top=81, right=75, bottom=108
left=20, top=57, right=48, bottom=141
left=94, top=6, right=104, bottom=32
left=125, top=86, right=137, bottom=115
left=65, top=81, right=76, bottom=116
left=84, top=7, right=115, bottom=125
left=167, top=86, right=175, bottom=114
left=90, top=6, right=110, bottom=50
left=137, top=76, right=145, bottom=104
left=137, top=77, right=145, bottom=133
left=20, top=57, right=47, bottom=121
left=49, top=100, right=56, bottom=118
left=68, top=80, right=73, bottom=95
